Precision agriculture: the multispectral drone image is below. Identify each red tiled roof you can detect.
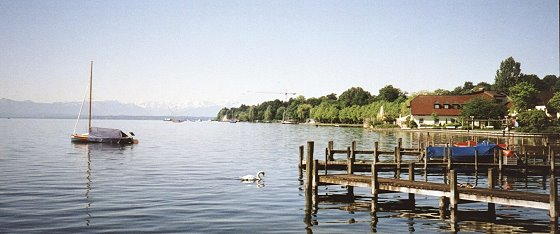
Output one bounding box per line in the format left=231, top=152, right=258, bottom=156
left=410, top=92, right=493, bottom=116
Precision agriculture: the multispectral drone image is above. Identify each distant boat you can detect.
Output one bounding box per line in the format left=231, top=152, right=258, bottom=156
left=70, top=61, right=137, bottom=144
left=281, top=120, right=298, bottom=124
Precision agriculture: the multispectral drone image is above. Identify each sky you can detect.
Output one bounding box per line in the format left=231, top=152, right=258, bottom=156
left=1, top=0, right=558, bottom=107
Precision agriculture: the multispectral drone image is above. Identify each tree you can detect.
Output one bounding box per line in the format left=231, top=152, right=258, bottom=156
left=475, top=82, right=492, bottom=91
left=509, top=82, right=538, bottom=112
left=519, top=74, right=545, bottom=91
left=543, top=75, right=559, bottom=92
left=547, top=92, right=560, bottom=115
left=338, top=87, right=373, bottom=107
left=431, top=112, right=439, bottom=125
left=432, top=89, right=452, bottom=95
left=296, top=104, right=313, bottom=122
left=494, top=57, right=521, bottom=94
left=517, top=110, right=550, bottom=133
left=461, top=97, right=506, bottom=119
left=378, top=85, right=404, bottom=102
left=263, top=105, right=273, bottom=121
left=275, top=106, right=286, bottom=120
left=248, top=106, right=255, bottom=122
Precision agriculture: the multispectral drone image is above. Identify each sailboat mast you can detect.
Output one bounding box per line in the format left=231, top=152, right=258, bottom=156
left=88, top=61, right=93, bottom=133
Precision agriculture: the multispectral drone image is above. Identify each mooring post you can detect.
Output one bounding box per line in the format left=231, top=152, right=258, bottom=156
left=398, top=138, right=402, bottom=152
left=347, top=144, right=354, bottom=197
left=488, top=168, right=496, bottom=219
left=304, top=141, right=314, bottom=215
left=474, top=148, right=479, bottom=172
left=449, top=169, right=459, bottom=229
left=324, top=148, right=328, bottom=175
left=312, top=159, right=319, bottom=213
left=409, top=163, right=415, bottom=209
left=498, top=149, right=503, bottom=173
left=371, top=161, right=379, bottom=213
left=373, top=141, right=379, bottom=163
left=426, top=132, right=430, bottom=146
left=327, top=140, right=334, bottom=161
left=439, top=196, right=449, bottom=219
left=395, top=146, right=401, bottom=178
left=550, top=150, right=558, bottom=229
left=447, top=145, right=453, bottom=171
left=299, top=145, right=304, bottom=178
left=347, top=146, right=354, bottom=174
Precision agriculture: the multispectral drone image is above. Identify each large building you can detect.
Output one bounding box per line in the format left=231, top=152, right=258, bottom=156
left=400, top=90, right=509, bottom=128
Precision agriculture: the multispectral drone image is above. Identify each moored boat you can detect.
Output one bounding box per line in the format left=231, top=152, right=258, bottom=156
left=70, top=61, right=137, bottom=144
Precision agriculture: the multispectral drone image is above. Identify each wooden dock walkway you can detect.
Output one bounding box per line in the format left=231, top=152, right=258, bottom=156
left=300, top=140, right=559, bottom=232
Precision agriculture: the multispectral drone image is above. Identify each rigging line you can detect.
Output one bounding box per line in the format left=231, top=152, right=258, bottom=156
left=73, top=81, right=90, bottom=135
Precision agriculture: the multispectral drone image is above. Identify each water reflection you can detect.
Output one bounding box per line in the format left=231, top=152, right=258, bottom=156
left=72, top=143, right=134, bottom=228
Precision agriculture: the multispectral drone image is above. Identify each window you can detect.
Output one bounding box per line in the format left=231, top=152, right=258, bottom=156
left=434, top=103, right=440, bottom=109
left=453, top=104, right=461, bottom=109
left=434, top=118, right=439, bottom=124
left=419, top=118, right=424, bottom=124
left=444, top=104, right=450, bottom=109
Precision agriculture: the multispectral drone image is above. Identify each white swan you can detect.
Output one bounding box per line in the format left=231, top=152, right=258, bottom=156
left=240, top=171, right=265, bottom=181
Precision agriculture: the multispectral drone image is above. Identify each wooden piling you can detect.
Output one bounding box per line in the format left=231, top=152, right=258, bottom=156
left=328, top=140, right=334, bottom=161
left=474, top=148, right=479, bottom=172
left=439, top=196, right=449, bottom=219
left=347, top=146, right=354, bottom=174
left=409, top=163, right=415, bottom=208
left=550, top=150, right=557, bottom=227
left=488, top=168, right=495, bottom=218
left=299, top=145, right=304, bottom=177
left=373, top=141, right=379, bottom=163
left=371, top=162, right=379, bottom=213
left=324, top=148, right=328, bottom=175
left=312, top=159, right=319, bottom=209
left=447, top=145, right=452, bottom=171
left=304, top=141, right=314, bottom=213
left=395, top=146, right=401, bottom=178
left=449, top=169, right=459, bottom=225
left=498, top=149, right=503, bottom=173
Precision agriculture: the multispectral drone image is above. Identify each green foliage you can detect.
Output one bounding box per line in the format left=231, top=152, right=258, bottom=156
left=517, top=110, right=550, bottom=133
left=547, top=92, right=560, bottom=115
left=494, top=57, right=521, bottom=94
left=310, top=102, right=339, bottom=123
left=263, top=105, right=273, bottom=121
left=509, top=82, right=538, bottom=112
left=296, top=104, right=313, bottom=121
left=377, top=85, right=405, bottom=102
left=461, top=97, right=506, bottom=119
left=338, top=87, right=373, bottom=107
left=543, top=75, right=559, bottom=92
left=275, top=106, right=286, bottom=120
left=519, top=74, right=546, bottom=91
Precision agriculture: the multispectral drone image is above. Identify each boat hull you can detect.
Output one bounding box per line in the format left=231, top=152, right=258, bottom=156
left=71, top=134, right=135, bottom=144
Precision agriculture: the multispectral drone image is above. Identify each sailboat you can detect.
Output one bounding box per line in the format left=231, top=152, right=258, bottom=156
left=70, top=61, right=137, bottom=144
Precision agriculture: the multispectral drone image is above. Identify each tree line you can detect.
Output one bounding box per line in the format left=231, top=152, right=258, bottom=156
left=216, top=57, right=560, bottom=132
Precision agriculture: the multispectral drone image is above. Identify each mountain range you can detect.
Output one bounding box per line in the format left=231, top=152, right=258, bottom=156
left=0, top=98, right=223, bottom=118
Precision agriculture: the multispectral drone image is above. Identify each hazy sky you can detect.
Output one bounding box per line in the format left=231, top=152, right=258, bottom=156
left=1, top=1, right=558, bottom=107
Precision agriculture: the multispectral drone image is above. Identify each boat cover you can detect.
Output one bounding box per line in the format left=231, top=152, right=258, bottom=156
left=89, top=127, right=125, bottom=140
left=426, top=144, right=503, bottom=162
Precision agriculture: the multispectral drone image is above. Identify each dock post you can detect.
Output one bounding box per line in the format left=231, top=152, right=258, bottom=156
left=408, top=163, right=415, bottom=209
left=324, top=148, right=328, bottom=175
left=312, top=159, right=319, bottom=213
left=447, top=145, right=453, bottom=171
left=373, top=141, right=379, bottom=163
left=304, top=141, right=314, bottom=220
left=299, top=145, right=304, bottom=179
left=439, top=196, right=449, bottom=219
left=395, top=146, right=401, bottom=179
left=550, top=150, right=557, bottom=229
left=347, top=144, right=354, bottom=197
left=423, top=150, right=428, bottom=182
left=371, top=161, right=379, bottom=213
left=498, top=149, right=503, bottom=173
left=474, top=149, right=479, bottom=172
left=327, top=140, right=334, bottom=161
left=488, top=168, right=495, bottom=219
left=449, top=169, right=459, bottom=230
left=398, top=138, right=402, bottom=152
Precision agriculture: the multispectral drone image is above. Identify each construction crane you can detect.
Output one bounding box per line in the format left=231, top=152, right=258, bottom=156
left=250, top=91, right=297, bottom=123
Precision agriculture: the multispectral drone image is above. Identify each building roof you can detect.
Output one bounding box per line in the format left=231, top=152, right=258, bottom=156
left=410, top=92, right=494, bottom=116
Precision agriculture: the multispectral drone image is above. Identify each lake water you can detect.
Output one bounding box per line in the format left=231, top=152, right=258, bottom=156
left=0, top=119, right=556, bottom=233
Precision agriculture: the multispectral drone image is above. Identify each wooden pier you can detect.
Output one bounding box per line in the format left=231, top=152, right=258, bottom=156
left=300, top=140, right=559, bottom=232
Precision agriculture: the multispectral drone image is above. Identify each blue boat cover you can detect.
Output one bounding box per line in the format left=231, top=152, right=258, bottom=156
left=426, top=143, right=502, bottom=162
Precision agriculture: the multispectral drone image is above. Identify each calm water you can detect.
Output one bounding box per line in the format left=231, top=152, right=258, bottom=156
left=0, top=119, right=555, bottom=233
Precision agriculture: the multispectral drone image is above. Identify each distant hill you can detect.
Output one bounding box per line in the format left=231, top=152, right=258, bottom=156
left=0, top=98, right=222, bottom=118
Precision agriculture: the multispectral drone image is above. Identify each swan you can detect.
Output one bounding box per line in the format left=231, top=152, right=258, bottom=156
left=240, top=171, right=265, bottom=181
